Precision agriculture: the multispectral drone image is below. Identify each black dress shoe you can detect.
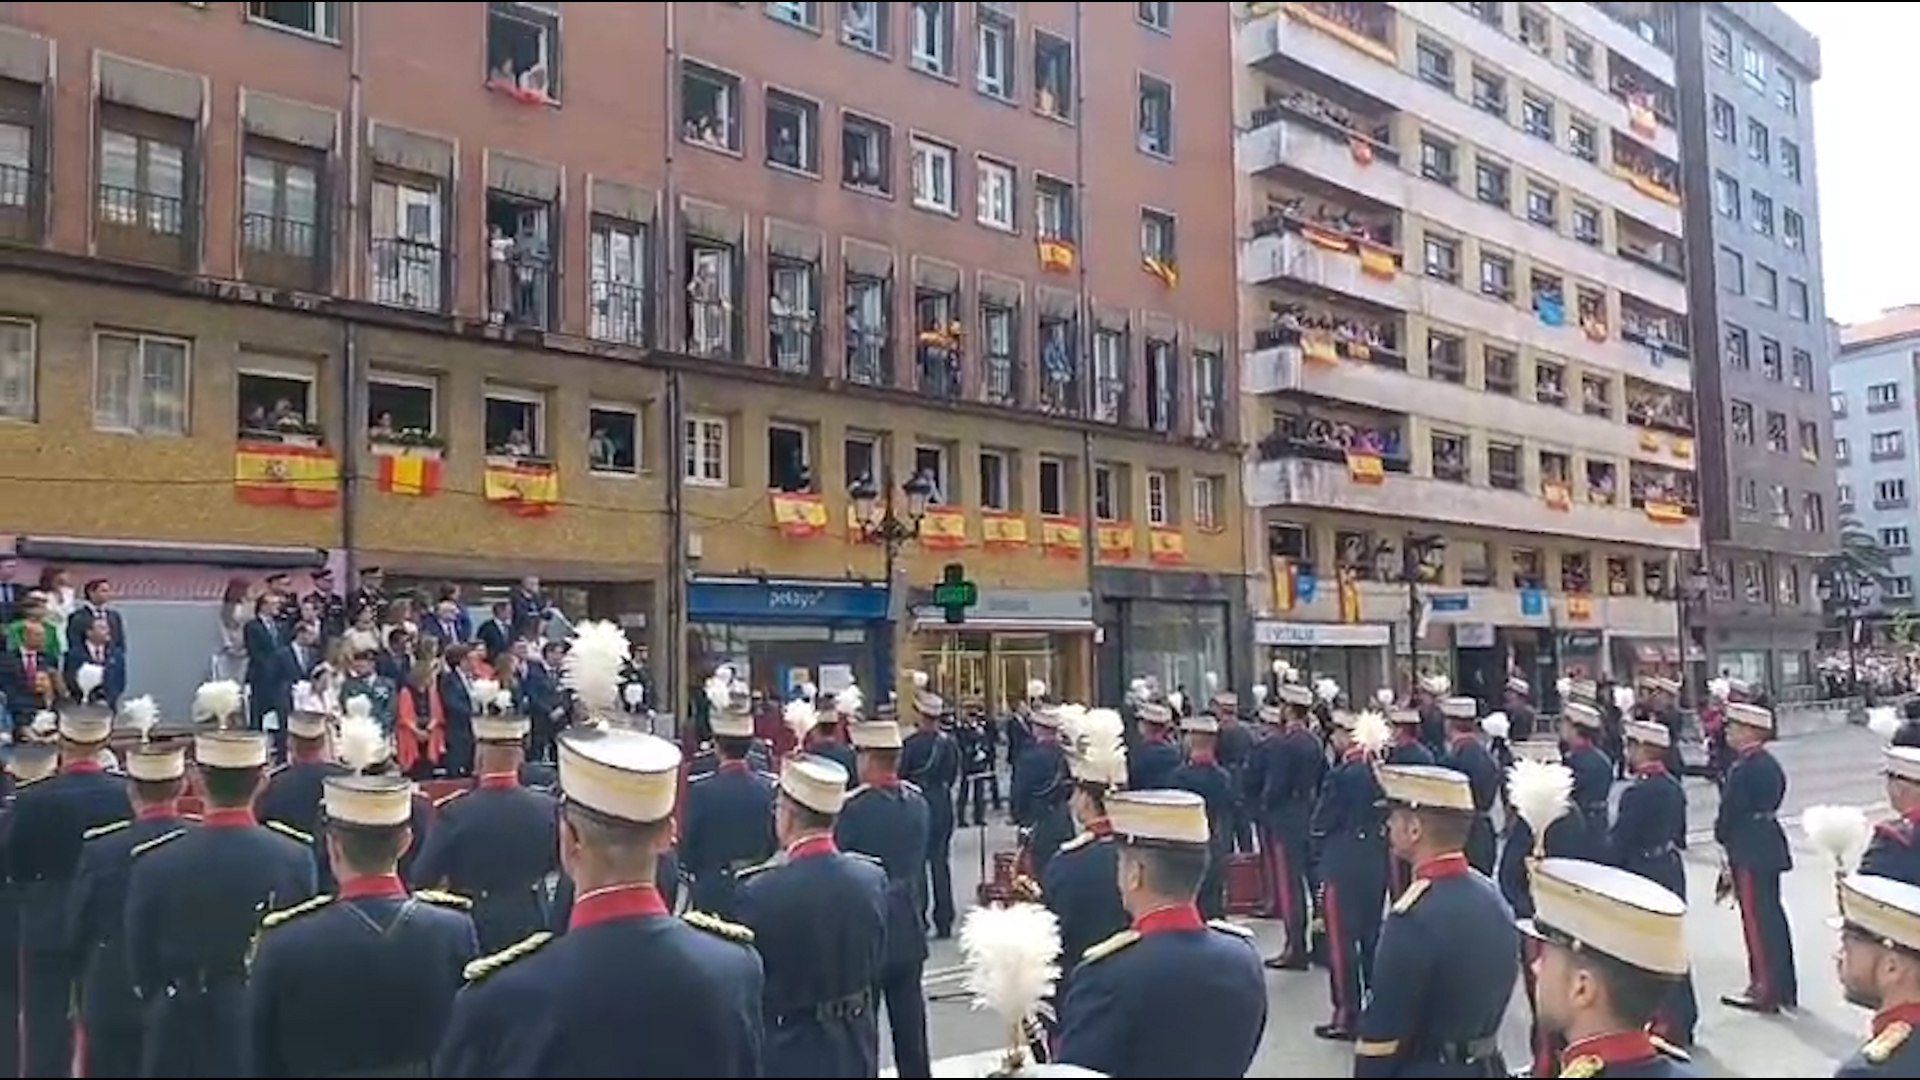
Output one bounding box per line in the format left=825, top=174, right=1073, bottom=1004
left=1719, top=992, right=1779, bottom=1014
left=1263, top=953, right=1309, bottom=971
left=1312, top=1023, right=1354, bottom=1042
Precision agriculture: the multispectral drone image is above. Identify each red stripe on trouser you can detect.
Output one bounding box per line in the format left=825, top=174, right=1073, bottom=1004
left=1258, top=825, right=1281, bottom=915
left=1272, top=837, right=1297, bottom=931
left=73, top=1015, right=85, bottom=1077
left=1323, top=882, right=1353, bottom=1029
left=1734, top=868, right=1771, bottom=1003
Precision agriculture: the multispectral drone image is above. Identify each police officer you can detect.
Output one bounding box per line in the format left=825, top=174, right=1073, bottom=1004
left=1612, top=719, right=1698, bottom=1046
left=733, top=755, right=888, bottom=1077
left=1834, top=873, right=1920, bottom=1076
left=1525, top=859, right=1697, bottom=1078
left=680, top=687, right=778, bottom=921
left=255, top=705, right=347, bottom=843
left=1439, top=697, right=1499, bottom=875
left=1862, top=747, right=1920, bottom=884
left=7, top=694, right=131, bottom=1078
left=0, top=745, right=56, bottom=1080
left=1053, top=789, right=1266, bottom=1076
left=1353, top=765, right=1516, bottom=1078
left=124, top=730, right=317, bottom=1076
left=432, top=723, right=764, bottom=1076
left=901, top=685, right=959, bottom=938
left=1311, top=709, right=1387, bottom=1042
left=1169, top=712, right=1235, bottom=920
left=246, top=775, right=478, bottom=1077
left=1714, top=701, right=1795, bottom=1013
left=1563, top=699, right=1616, bottom=837
left=69, top=740, right=195, bottom=1079
left=410, top=707, right=561, bottom=952
left=1254, top=690, right=1321, bottom=970
left=1040, top=707, right=1129, bottom=992
left=1126, top=699, right=1180, bottom=790
left=833, top=718, right=931, bottom=1078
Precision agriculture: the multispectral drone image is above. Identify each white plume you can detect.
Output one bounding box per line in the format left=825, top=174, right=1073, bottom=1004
left=1250, top=683, right=1268, bottom=704
left=835, top=683, right=864, bottom=718
left=192, top=680, right=243, bottom=727
left=1373, top=687, right=1394, bottom=707
left=1167, top=690, right=1186, bottom=714
left=911, top=669, right=930, bottom=690
left=960, top=901, right=1063, bottom=1062
left=336, top=697, right=388, bottom=773
left=563, top=620, right=631, bottom=717
left=1612, top=685, right=1637, bottom=712
left=290, top=681, right=327, bottom=715
left=1707, top=676, right=1732, bottom=702
left=1555, top=676, right=1573, bottom=698
left=1421, top=673, right=1450, bottom=695
left=1204, top=671, right=1219, bottom=692
left=1803, top=804, right=1872, bottom=876
left=714, top=663, right=736, bottom=683
left=1314, top=676, right=1339, bottom=703
left=117, top=695, right=159, bottom=742
left=785, top=697, right=819, bottom=743
left=1126, top=677, right=1149, bottom=704
left=1507, top=759, right=1574, bottom=846
left=1351, top=709, right=1391, bottom=755
left=1480, top=711, right=1510, bottom=740
left=704, top=672, right=735, bottom=715
left=1054, top=703, right=1089, bottom=729
left=29, top=710, right=55, bottom=737
left=622, top=682, right=646, bottom=708
left=1025, top=678, right=1047, bottom=700
left=492, top=689, right=516, bottom=713
left=799, top=682, right=817, bottom=701
left=470, top=679, right=501, bottom=713
left=75, top=662, right=103, bottom=699
left=1063, top=707, right=1128, bottom=788
left=1272, top=658, right=1296, bottom=682
left=1868, top=706, right=1903, bottom=742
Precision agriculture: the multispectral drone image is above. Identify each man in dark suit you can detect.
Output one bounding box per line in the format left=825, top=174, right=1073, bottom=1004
left=437, top=644, right=478, bottom=777
left=65, top=578, right=126, bottom=654
left=1, top=620, right=58, bottom=735
left=245, top=593, right=290, bottom=730
left=61, top=614, right=126, bottom=709
left=476, top=601, right=516, bottom=662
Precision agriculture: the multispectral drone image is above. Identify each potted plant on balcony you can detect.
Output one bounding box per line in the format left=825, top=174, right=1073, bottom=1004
left=369, top=426, right=446, bottom=459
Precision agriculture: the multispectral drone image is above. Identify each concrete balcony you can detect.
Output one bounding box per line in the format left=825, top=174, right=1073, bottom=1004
left=1238, top=116, right=1687, bottom=314
left=1554, top=1, right=1676, bottom=84
left=1245, top=455, right=1700, bottom=549
left=1270, top=573, right=1681, bottom=637
left=1240, top=231, right=1692, bottom=393
left=1239, top=7, right=1681, bottom=233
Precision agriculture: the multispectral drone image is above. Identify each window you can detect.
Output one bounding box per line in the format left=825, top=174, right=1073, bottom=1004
left=1415, top=38, right=1453, bottom=89
left=1472, top=67, right=1506, bottom=115
left=684, top=416, right=728, bottom=486
left=681, top=62, right=740, bottom=153
left=1565, top=36, right=1594, bottom=80
left=841, top=1, right=886, bottom=52
left=483, top=387, right=545, bottom=459
left=367, top=373, right=436, bottom=446
left=975, top=157, right=1015, bottom=230
left=1474, top=159, right=1509, bottom=207
left=97, top=119, right=188, bottom=255
left=982, top=303, right=1016, bottom=405
left=1802, top=493, right=1824, bottom=534
left=686, top=241, right=736, bottom=358
left=1713, top=173, right=1739, bottom=219
left=910, top=136, right=955, bottom=213
left=1870, top=382, right=1902, bottom=409
left=1191, top=475, right=1219, bottom=531
left=240, top=147, right=320, bottom=285
left=845, top=273, right=889, bottom=385
left=93, top=331, right=188, bottom=435
left=1567, top=117, right=1597, bottom=162
left=915, top=287, right=961, bottom=398
left=0, top=319, right=31, bottom=421
left=1478, top=251, right=1513, bottom=300
left=486, top=2, right=559, bottom=102
left=1791, top=349, right=1813, bottom=390
left=370, top=176, right=442, bottom=311
left=1092, top=464, right=1117, bottom=521
left=247, top=2, right=339, bottom=39
left=1718, top=246, right=1744, bottom=294
left=1709, top=21, right=1732, bottom=67
left=1878, top=479, right=1908, bottom=506
left=1873, top=430, right=1906, bottom=458
left=909, top=1, right=952, bottom=76
left=1751, top=190, right=1773, bottom=237
left=1571, top=202, right=1600, bottom=245
left=1730, top=400, right=1753, bottom=445
left=1138, top=76, right=1173, bottom=157
left=1518, top=5, right=1548, bottom=51
left=978, top=450, right=1010, bottom=510
left=1883, top=528, right=1912, bottom=552
left=1092, top=329, right=1125, bottom=423
left=1837, top=483, right=1853, bottom=508
left=843, top=432, right=878, bottom=489
left=1193, top=350, right=1222, bottom=438
left=1752, top=263, right=1778, bottom=308
left=1725, top=324, right=1749, bottom=369
left=483, top=188, right=553, bottom=329
left=1037, top=315, right=1080, bottom=410
left=1746, top=118, right=1770, bottom=164
left=765, top=1, right=817, bottom=29
left=1831, top=390, right=1847, bottom=416
left=1711, top=96, right=1735, bottom=141
left=1419, top=133, right=1456, bottom=184
left=1423, top=233, right=1459, bottom=284
left=1035, top=175, right=1075, bottom=241
left=590, top=217, right=648, bottom=346
left=1145, top=470, right=1172, bottom=526
left=1799, top=419, right=1820, bottom=459
left=1431, top=431, right=1467, bottom=482
left=1521, top=94, right=1553, bottom=141
left=588, top=405, right=639, bottom=475
left=1781, top=139, right=1802, bottom=184
left=1784, top=209, right=1805, bottom=251
left=1141, top=208, right=1175, bottom=267
left=1761, top=337, right=1782, bottom=381
left=1524, top=182, right=1555, bottom=228
left=1038, top=456, right=1068, bottom=516
left=1145, top=338, right=1177, bottom=431
left=976, top=8, right=1014, bottom=100
left=1485, top=346, right=1517, bottom=394
left=766, top=89, right=819, bottom=173
left=1138, top=1, right=1170, bottom=30
left=1835, top=437, right=1849, bottom=463
left=842, top=113, right=892, bottom=195
left=1034, top=31, right=1074, bottom=120
left=1741, top=43, right=1765, bottom=88
left=236, top=361, right=316, bottom=440
left=769, top=258, right=817, bottom=374
left=766, top=423, right=811, bottom=493
left=1787, top=279, right=1810, bottom=321
left=1777, top=74, right=1798, bottom=115
left=1765, top=410, right=1788, bottom=452
left=914, top=444, right=950, bottom=503
left=0, top=114, right=30, bottom=217
left=1487, top=442, right=1520, bottom=490
left=1428, top=330, right=1465, bottom=382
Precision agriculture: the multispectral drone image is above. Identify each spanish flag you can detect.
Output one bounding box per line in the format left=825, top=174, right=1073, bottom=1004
left=919, top=508, right=970, bottom=550
left=1270, top=556, right=1296, bottom=612
left=482, top=461, right=560, bottom=517
left=233, top=442, right=339, bottom=509
left=1040, top=517, right=1084, bottom=558
left=1149, top=528, right=1186, bottom=566
left=770, top=492, right=828, bottom=539
left=1142, top=256, right=1178, bottom=288
left=1096, top=522, right=1135, bottom=561
left=376, top=453, right=443, bottom=497
left=1336, top=567, right=1362, bottom=624
left=981, top=512, right=1029, bottom=550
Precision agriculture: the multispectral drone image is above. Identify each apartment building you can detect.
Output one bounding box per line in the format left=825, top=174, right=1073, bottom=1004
left=1833, top=311, right=1920, bottom=625
left=1674, top=1, right=1834, bottom=692
left=0, top=1, right=1245, bottom=717
left=1235, top=1, right=1699, bottom=702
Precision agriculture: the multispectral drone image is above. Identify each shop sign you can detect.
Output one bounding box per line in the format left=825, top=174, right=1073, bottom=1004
left=688, top=578, right=890, bottom=621
left=1253, top=621, right=1391, bottom=648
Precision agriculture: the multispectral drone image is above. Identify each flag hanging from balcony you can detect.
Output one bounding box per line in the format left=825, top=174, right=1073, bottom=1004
left=1627, top=100, right=1657, bottom=137
left=1668, top=436, right=1692, bottom=460
left=1095, top=522, right=1135, bottom=561
left=482, top=461, right=559, bottom=517
left=1040, top=517, right=1083, bottom=559
left=233, top=442, right=339, bottom=509
left=981, top=511, right=1029, bottom=550
left=1542, top=482, right=1572, bottom=511
left=1357, top=245, right=1397, bottom=280
left=1344, top=450, right=1384, bottom=484
left=376, top=452, right=443, bottom=497
left=1567, top=595, right=1595, bottom=621
left=1301, top=330, right=1340, bottom=365
left=919, top=508, right=969, bottom=550
left=1269, top=556, right=1296, bottom=612
left=1149, top=528, right=1186, bottom=566
left=1141, top=256, right=1178, bottom=288
left=1301, top=223, right=1351, bottom=253
left=769, top=492, right=828, bottom=539
left=1336, top=567, right=1362, bottom=624
left=1643, top=501, right=1687, bottom=524
left=1037, top=239, right=1075, bottom=274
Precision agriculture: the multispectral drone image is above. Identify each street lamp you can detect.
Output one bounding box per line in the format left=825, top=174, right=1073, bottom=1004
left=1676, top=561, right=1711, bottom=708
left=850, top=468, right=934, bottom=690
left=1376, top=532, right=1445, bottom=697
left=1817, top=568, right=1876, bottom=697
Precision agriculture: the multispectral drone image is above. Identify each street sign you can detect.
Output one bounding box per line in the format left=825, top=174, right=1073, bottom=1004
left=931, top=563, right=977, bottom=625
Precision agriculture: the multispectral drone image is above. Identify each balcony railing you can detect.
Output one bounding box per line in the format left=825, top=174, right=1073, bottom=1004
left=241, top=211, right=317, bottom=259
left=490, top=251, right=552, bottom=329
left=370, top=238, right=444, bottom=311
left=918, top=344, right=960, bottom=400
left=591, top=279, right=647, bottom=346
left=1039, top=372, right=1082, bottom=416
left=847, top=329, right=889, bottom=386
left=771, top=313, right=816, bottom=374
left=983, top=354, right=1017, bottom=405
left=96, top=183, right=183, bottom=236
left=1256, top=425, right=1410, bottom=471
left=0, top=163, right=37, bottom=242
left=1195, top=395, right=1223, bottom=440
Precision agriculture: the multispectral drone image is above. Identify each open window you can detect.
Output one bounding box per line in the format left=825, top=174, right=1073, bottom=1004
left=842, top=112, right=892, bottom=196
left=486, top=2, right=558, bottom=102
left=590, top=216, right=648, bottom=346
left=766, top=423, right=812, bottom=493
left=241, top=139, right=323, bottom=290
left=766, top=90, right=819, bottom=173
left=485, top=189, right=554, bottom=329
left=237, top=358, right=319, bottom=443
left=1034, top=31, right=1073, bottom=120
left=769, top=257, right=817, bottom=374
left=843, top=431, right=879, bottom=490
left=686, top=240, right=737, bottom=359
left=913, top=444, right=950, bottom=504
left=1038, top=457, right=1067, bottom=516
left=484, top=386, right=546, bottom=461
left=367, top=372, right=440, bottom=450
left=370, top=175, right=443, bottom=311
left=845, top=272, right=890, bottom=385
left=588, top=404, right=639, bottom=475
left=915, top=287, right=960, bottom=398
left=247, top=1, right=340, bottom=40
left=681, top=62, right=740, bottom=153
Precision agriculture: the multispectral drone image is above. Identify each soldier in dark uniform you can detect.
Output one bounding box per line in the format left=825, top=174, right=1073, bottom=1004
left=1208, top=690, right=1256, bottom=853
left=433, top=722, right=764, bottom=1077
left=1562, top=701, right=1616, bottom=837
left=1503, top=677, right=1538, bottom=743
left=1715, top=701, right=1795, bottom=1013
left=68, top=740, right=195, bottom=1079
left=0, top=746, right=56, bottom=1080
left=680, top=689, right=777, bottom=920
left=833, top=718, right=931, bottom=1079
left=734, top=755, right=888, bottom=1077
left=952, top=700, right=993, bottom=828
left=1833, top=873, right=1920, bottom=1077
left=803, top=697, right=858, bottom=784
left=900, top=686, right=960, bottom=938
left=1311, top=710, right=1387, bottom=1042
left=1612, top=720, right=1698, bottom=1046
left=124, top=730, right=315, bottom=1076
left=7, top=695, right=131, bottom=1078
left=1636, top=676, right=1687, bottom=777
left=1125, top=700, right=1180, bottom=790
left=1255, top=693, right=1321, bottom=970
left=1168, top=713, right=1235, bottom=920
left=1440, top=697, right=1500, bottom=875
left=1383, top=709, right=1435, bottom=898
left=1524, top=858, right=1697, bottom=1078
left=1353, top=764, right=1516, bottom=1078
left=1012, top=708, right=1072, bottom=882
left=255, top=706, right=347, bottom=843
left=410, top=709, right=560, bottom=953
left=1054, top=789, right=1266, bottom=1076
left=1499, top=742, right=1598, bottom=1079
left=247, top=774, right=478, bottom=1077
left=690, top=675, right=776, bottom=778
left=301, top=568, right=349, bottom=643
left=1039, top=707, right=1129, bottom=994
left=1862, top=747, right=1920, bottom=884
left=1415, top=675, right=1449, bottom=755
left=346, top=565, right=387, bottom=624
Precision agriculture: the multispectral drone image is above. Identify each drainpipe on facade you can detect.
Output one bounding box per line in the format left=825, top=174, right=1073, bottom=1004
left=661, top=2, right=688, bottom=730
left=340, top=1, right=366, bottom=581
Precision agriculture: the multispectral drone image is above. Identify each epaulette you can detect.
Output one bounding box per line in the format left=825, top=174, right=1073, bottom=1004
left=433, top=787, right=469, bottom=809
left=1208, top=918, right=1255, bottom=939
left=734, top=857, right=778, bottom=881
left=1647, top=1033, right=1690, bottom=1062
left=1390, top=877, right=1431, bottom=915
left=688, top=770, right=717, bottom=783
left=755, top=770, right=779, bottom=783
left=82, top=820, right=131, bottom=841
left=900, top=778, right=922, bottom=795
left=846, top=783, right=872, bottom=799
left=129, top=828, right=186, bottom=858
left=683, top=909, right=755, bottom=944
left=180, top=813, right=202, bottom=822
left=846, top=850, right=884, bottom=868
left=1058, top=831, right=1097, bottom=854
left=415, top=889, right=473, bottom=910
left=1865, top=1020, right=1913, bottom=1064
left=260, top=894, right=334, bottom=930
left=463, top=931, right=554, bottom=983
left=266, top=762, right=289, bottom=778
left=264, top=820, right=313, bottom=845
left=1081, top=928, right=1141, bottom=964
left=1558, top=1054, right=1602, bottom=1078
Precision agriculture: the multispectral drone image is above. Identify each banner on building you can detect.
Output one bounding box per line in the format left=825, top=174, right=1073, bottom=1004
left=981, top=511, right=1029, bottom=550
left=376, top=452, right=443, bottom=497
left=482, top=461, right=559, bottom=517
left=233, top=441, right=339, bottom=509
left=1040, top=517, right=1084, bottom=558
left=769, top=492, right=828, bottom=538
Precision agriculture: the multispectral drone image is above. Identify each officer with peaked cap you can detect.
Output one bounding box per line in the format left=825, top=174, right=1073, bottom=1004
left=1041, top=707, right=1130, bottom=993
left=1834, top=874, right=1920, bottom=1076
left=1523, top=859, right=1696, bottom=1077
left=433, top=723, right=764, bottom=1077
left=125, top=729, right=317, bottom=1075
left=1311, top=709, right=1387, bottom=1041
left=248, top=775, right=477, bottom=1077
left=1354, top=765, right=1517, bottom=1078
left=833, top=718, right=932, bottom=1078
left=690, top=673, right=776, bottom=778
left=411, top=708, right=563, bottom=953
left=734, top=755, right=888, bottom=1077
left=256, top=697, right=348, bottom=844
left=1862, top=747, right=1920, bottom=885
left=6, top=692, right=131, bottom=1077
left=680, top=685, right=779, bottom=922
left=1252, top=686, right=1322, bottom=970
left=1011, top=704, right=1067, bottom=832
left=1169, top=713, right=1234, bottom=919
left=1714, top=700, right=1796, bottom=1013
left=1381, top=708, right=1436, bottom=898
left=1612, top=719, right=1698, bottom=1047
left=1126, top=697, right=1181, bottom=790
left=1053, top=789, right=1266, bottom=1077
left=1439, top=696, right=1500, bottom=875
left=1561, top=700, right=1615, bottom=835
left=901, top=683, right=960, bottom=938
left=69, top=738, right=196, bottom=1079
left=1504, top=677, right=1539, bottom=742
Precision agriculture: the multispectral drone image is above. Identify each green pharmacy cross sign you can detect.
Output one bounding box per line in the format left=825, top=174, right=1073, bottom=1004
left=931, top=563, right=978, bottom=625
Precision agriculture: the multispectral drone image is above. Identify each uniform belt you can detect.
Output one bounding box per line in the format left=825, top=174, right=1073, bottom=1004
left=1743, top=811, right=1777, bottom=821
left=771, top=990, right=873, bottom=1028
left=1429, top=1036, right=1502, bottom=1065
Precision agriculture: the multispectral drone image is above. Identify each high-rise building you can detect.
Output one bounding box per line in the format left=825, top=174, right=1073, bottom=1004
left=1235, top=2, right=1700, bottom=702
left=1832, top=312, right=1920, bottom=627
left=1670, top=2, right=1835, bottom=691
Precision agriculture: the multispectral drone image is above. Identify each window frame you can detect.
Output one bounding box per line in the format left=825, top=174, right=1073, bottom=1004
left=587, top=401, right=642, bottom=476
left=92, top=328, right=191, bottom=437
left=683, top=414, right=730, bottom=487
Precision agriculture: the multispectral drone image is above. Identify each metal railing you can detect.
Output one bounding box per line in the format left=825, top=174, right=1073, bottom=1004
left=846, top=330, right=889, bottom=385
left=490, top=251, right=552, bottom=329
left=918, top=345, right=960, bottom=400
left=687, top=298, right=734, bottom=358
left=370, top=237, right=443, bottom=311
left=770, top=314, right=816, bottom=374
left=982, top=355, right=1017, bottom=405
left=96, top=183, right=183, bottom=236
left=591, top=280, right=648, bottom=346
left=0, top=163, right=36, bottom=242
left=241, top=211, right=317, bottom=259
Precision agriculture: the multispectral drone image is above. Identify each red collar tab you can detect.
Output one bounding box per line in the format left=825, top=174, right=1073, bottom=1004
left=568, top=884, right=667, bottom=931
left=477, top=772, right=518, bottom=790
left=1189, top=750, right=1217, bottom=767
left=787, top=834, right=837, bottom=860
left=338, top=873, right=408, bottom=901
left=135, top=802, right=178, bottom=822
left=1561, top=1030, right=1657, bottom=1070
left=864, top=772, right=901, bottom=789
left=1087, top=817, right=1114, bottom=837
left=718, top=760, right=750, bottom=774
left=1739, top=743, right=1765, bottom=758
left=1635, top=761, right=1669, bottom=777
left=1448, top=731, right=1476, bottom=747
left=1415, top=853, right=1471, bottom=881
left=1343, top=748, right=1369, bottom=763
left=203, top=807, right=256, bottom=829
left=62, top=759, right=103, bottom=775
left=1133, top=902, right=1205, bottom=935
left=1874, top=1001, right=1920, bottom=1036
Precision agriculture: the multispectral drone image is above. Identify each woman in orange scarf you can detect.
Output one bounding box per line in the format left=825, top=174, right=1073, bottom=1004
left=395, top=656, right=447, bottom=779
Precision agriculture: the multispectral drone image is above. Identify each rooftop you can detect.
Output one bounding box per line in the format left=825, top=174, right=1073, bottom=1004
left=1839, top=305, right=1920, bottom=352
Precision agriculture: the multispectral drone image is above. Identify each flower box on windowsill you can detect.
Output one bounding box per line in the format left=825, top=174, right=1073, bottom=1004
left=240, top=429, right=324, bottom=450
left=370, top=439, right=444, bottom=460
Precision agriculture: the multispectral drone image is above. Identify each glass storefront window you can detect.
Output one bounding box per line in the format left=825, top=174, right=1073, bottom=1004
left=688, top=622, right=873, bottom=701
left=1268, top=646, right=1383, bottom=706
left=923, top=631, right=1082, bottom=714
left=1124, top=601, right=1228, bottom=700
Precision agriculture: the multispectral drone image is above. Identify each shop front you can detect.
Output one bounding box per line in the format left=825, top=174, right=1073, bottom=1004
left=685, top=575, right=890, bottom=706
left=1254, top=619, right=1389, bottom=703
left=1095, top=568, right=1246, bottom=707
left=908, top=588, right=1096, bottom=711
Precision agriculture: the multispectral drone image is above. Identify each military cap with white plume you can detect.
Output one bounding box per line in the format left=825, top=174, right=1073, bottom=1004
left=1611, top=685, right=1637, bottom=712
left=1125, top=677, right=1149, bottom=705
left=1803, top=804, right=1872, bottom=880
left=703, top=670, right=737, bottom=716
left=470, top=678, right=503, bottom=715
left=1166, top=690, right=1185, bottom=715
left=834, top=683, right=864, bottom=720
left=1026, top=678, right=1047, bottom=702
left=290, top=681, right=327, bottom=715
left=1479, top=711, right=1510, bottom=741
left=28, top=710, right=55, bottom=739
left=1250, top=682, right=1268, bottom=705
left=960, top=902, right=1063, bottom=1077
left=1707, top=675, right=1732, bottom=703
left=1314, top=676, right=1339, bottom=703
left=1350, top=709, right=1391, bottom=756
left=1272, top=658, right=1296, bottom=683
left=118, top=695, right=160, bottom=743
left=1507, top=758, right=1573, bottom=859
left=1555, top=676, right=1573, bottom=699
left=1420, top=672, right=1450, bottom=695
left=75, top=662, right=105, bottom=704
left=192, top=680, right=244, bottom=730
left=911, top=669, right=930, bottom=691
left=1373, top=687, right=1394, bottom=708
left=784, top=696, right=819, bottom=745
left=1062, top=707, right=1127, bottom=789
left=563, top=620, right=632, bottom=722
left=1868, top=705, right=1903, bottom=742
left=336, top=696, right=390, bottom=773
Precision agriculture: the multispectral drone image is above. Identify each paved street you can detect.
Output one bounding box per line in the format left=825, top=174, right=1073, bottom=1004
left=891, top=722, right=1893, bottom=1077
